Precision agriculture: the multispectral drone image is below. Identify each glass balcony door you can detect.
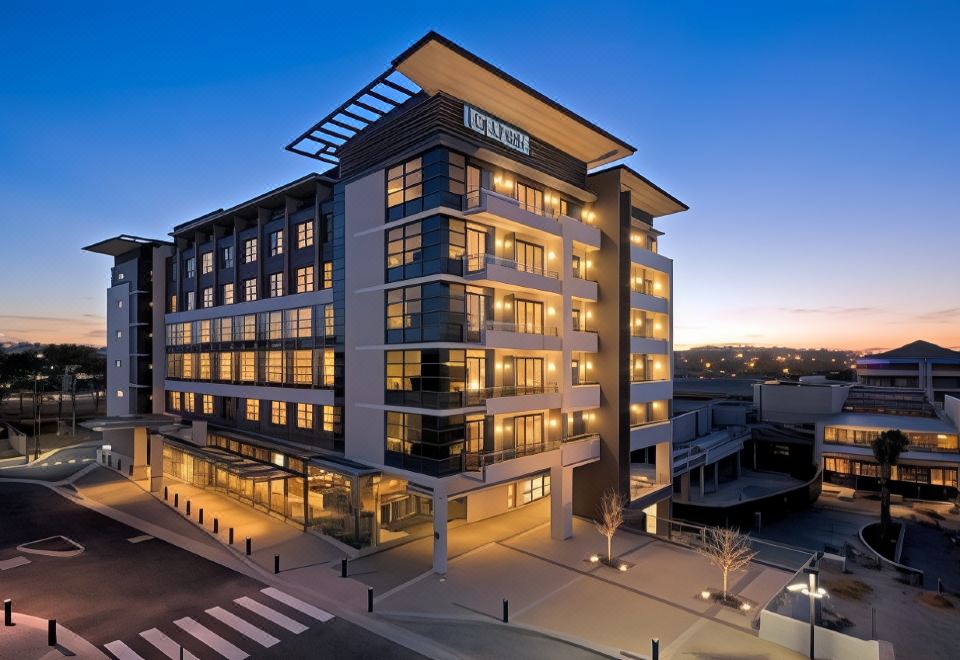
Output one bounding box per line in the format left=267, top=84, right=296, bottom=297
left=466, top=290, right=486, bottom=339
left=515, top=182, right=543, bottom=215
left=513, top=413, right=544, bottom=452
left=514, top=357, right=544, bottom=391
left=514, top=299, right=543, bottom=334
left=466, top=354, right=486, bottom=392
left=514, top=239, right=544, bottom=274
left=466, top=227, right=487, bottom=272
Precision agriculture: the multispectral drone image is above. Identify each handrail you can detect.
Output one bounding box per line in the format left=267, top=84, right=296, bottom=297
left=464, top=440, right=561, bottom=470
left=483, top=320, right=558, bottom=336
left=463, top=253, right=560, bottom=280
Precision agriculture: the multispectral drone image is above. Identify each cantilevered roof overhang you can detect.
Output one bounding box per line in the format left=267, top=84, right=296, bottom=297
left=82, top=235, right=172, bottom=257
left=287, top=31, right=636, bottom=168
left=591, top=164, right=689, bottom=218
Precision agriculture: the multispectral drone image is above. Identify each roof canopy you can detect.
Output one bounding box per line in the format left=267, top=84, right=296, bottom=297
left=288, top=31, right=635, bottom=168
left=82, top=235, right=171, bottom=257
left=591, top=164, right=688, bottom=218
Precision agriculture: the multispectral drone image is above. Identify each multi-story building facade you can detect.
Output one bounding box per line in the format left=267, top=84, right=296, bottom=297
left=856, top=340, right=960, bottom=407
left=84, top=32, right=687, bottom=572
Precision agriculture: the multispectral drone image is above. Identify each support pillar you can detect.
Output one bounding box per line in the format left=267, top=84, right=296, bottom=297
left=149, top=433, right=164, bottom=493
left=735, top=451, right=742, bottom=478
left=550, top=464, right=573, bottom=541
left=432, top=486, right=448, bottom=575
left=713, top=463, right=719, bottom=493
left=699, top=465, right=705, bottom=499
left=680, top=472, right=690, bottom=502
left=131, top=427, right=149, bottom=480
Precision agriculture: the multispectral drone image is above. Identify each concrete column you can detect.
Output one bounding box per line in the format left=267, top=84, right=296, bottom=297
left=149, top=433, right=164, bottom=493
left=699, top=465, right=705, bottom=499
left=713, top=462, right=719, bottom=493
left=655, top=498, right=671, bottom=536
left=432, top=486, right=448, bottom=575
left=680, top=472, right=690, bottom=502
left=550, top=464, right=573, bottom=540
left=130, top=426, right=150, bottom=480
left=735, top=451, right=742, bottom=478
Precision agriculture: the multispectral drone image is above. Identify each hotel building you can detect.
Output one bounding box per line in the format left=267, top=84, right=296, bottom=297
left=84, top=32, right=687, bottom=572
left=856, top=340, right=960, bottom=408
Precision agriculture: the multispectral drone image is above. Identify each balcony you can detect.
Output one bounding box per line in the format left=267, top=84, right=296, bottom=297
left=630, top=336, right=669, bottom=355
left=566, top=272, right=598, bottom=301
left=482, top=320, right=561, bottom=351
left=629, top=420, right=672, bottom=452
left=561, top=214, right=601, bottom=248
left=630, top=379, right=673, bottom=403
left=565, top=383, right=600, bottom=410
left=630, top=245, right=673, bottom=273
left=465, top=431, right=600, bottom=482
left=464, top=188, right=562, bottom=237
left=630, top=289, right=669, bottom=314
left=567, top=328, right=598, bottom=353
left=463, top=254, right=561, bottom=294
left=485, top=383, right=561, bottom=415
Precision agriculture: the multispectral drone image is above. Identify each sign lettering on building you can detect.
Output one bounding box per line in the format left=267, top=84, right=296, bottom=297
left=463, top=105, right=530, bottom=155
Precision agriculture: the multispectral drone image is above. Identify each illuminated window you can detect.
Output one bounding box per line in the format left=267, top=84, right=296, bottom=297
left=271, top=401, right=287, bottom=426
left=243, top=278, right=257, bottom=302
left=117, top=299, right=123, bottom=309
left=295, top=266, right=314, bottom=293
left=202, top=287, right=213, bottom=308
left=243, top=238, right=257, bottom=263
left=269, top=272, right=284, bottom=298
left=182, top=353, right=194, bottom=379
left=198, top=353, right=211, bottom=380
left=201, top=251, right=213, bottom=274
left=245, top=398, right=259, bottom=421
left=169, top=294, right=177, bottom=313
left=296, top=403, right=313, bottom=429
left=168, top=391, right=180, bottom=411
left=222, top=283, right=234, bottom=305
left=519, top=474, right=551, bottom=504
left=184, top=257, right=196, bottom=279
left=292, top=350, right=312, bottom=385
left=202, top=394, right=213, bottom=415
left=322, top=262, right=333, bottom=289
left=264, top=311, right=283, bottom=340
left=219, top=352, right=233, bottom=381
left=386, top=157, right=422, bottom=208
left=116, top=389, right=124, bottom=398
left=186, top=291, right=195, bottom=310
left=321, top=405, right=340, bottom=432
left=265, top=351, right=284, bottom=383
left=182, top=323, right=192, bottom=344
left=239, top=315, right=256, bottom=341
left=116, top=330, right=123, bottom=339
left=183, top=393, right=195, bottom=413
left=322, top=349, right=335, bottom=386
left=324, top=306, right=335, bottom=337
left=240, top=352, right=255, bottom=381
left=269, top=230, right=284, bottom=256
left=284, top=307, right=311, bottom=339
left=198, top=320, right=211, bottom=343
left=217, top=317, right=232, bottom=341
left=296, top=222, right=314, bottom=249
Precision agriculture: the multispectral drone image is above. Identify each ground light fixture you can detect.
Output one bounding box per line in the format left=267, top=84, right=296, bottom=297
left=786, top=567, right=827, bottom=660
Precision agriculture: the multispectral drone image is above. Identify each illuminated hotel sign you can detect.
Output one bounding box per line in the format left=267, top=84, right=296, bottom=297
left=464, top=105, right=530, bottom=155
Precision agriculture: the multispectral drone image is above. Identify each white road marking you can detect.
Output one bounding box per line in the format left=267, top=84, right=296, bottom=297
left=104, top=640, right=146, bottom=659
left=54, top=461, right=62, bottom=465
left=234, top=597, right=307, bottom=634
left=83, top=458, right=94, bottom=462
left=260, top=587, right=334, bottom=622
left=68, top=459, right=77, bottom=464
left=173, top=617, right=248, bottom=660
left=140, top=628, right=200, bottom=660
left=126, top=534, right=154, bottom=544
left=0, top=556, right=31, bottom=570
left=206, top=606, right=279, bottom=648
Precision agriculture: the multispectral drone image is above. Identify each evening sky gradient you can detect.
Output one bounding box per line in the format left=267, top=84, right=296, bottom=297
left=1, top=1, right=957, bottom=351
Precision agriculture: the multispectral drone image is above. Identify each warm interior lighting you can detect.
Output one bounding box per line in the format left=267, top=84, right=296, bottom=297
left=585, top=311, right=593, bottom=319
left=547, top=307, right=555, bottom=316
left=549, top=418, right=558, bottom=427
left=653, top=281, right=662, bottom=291
left=586, top=361, right=593, bottom=369
left=548, top=363, right=556, bottom=371
left=548, top=251, right=556, bottom=260
left=505, top=301, right=512, bottom=309
left=504, top=239, right=513, bottom=248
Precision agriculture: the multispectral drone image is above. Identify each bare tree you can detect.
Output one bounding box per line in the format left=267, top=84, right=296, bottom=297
left=699, top=527, right=757, bottom=601
left=594, top=489, right=625, bottom=562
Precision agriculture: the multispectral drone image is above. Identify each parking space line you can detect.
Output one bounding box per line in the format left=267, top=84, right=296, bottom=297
left=206, top=606, right=280, bottom=648
left=104, top=640, right=146, bottom=659
left=234, top=596, right=308, bottom=634
left=174, top=617, right=248, bottom=660
left=140, top=627, right=200, bottom=660
left=260, top=587, right=334, bottom=622
left=0, top=556, right=31, bottom=571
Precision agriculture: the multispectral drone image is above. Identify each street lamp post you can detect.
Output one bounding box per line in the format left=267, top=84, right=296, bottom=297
left=32, top=352, right=45, bottom=461
left=787, top=566, right=828, bottom=660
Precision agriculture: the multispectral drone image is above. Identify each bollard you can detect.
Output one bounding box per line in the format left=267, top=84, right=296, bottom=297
left=164, top=485, right=168, bottom=500
left=502, top=599, right=509, bottom=623
left=341, top=558, right=348, bottom=578
left=246, top=537, right=252, bottom=556
left=274, top=554, right=280, bottom=574
left=48, top=619, right=57, bottom=646
left=652, top=638, right=660, bottom=660
left=229, top=527, right=234, bottom=545
left=4, top=599, right=11, bottom=626
left=186, top=500, right=191, bottom=516
left=213, top=517, right=219, bottom=534
left=174, top=493, right=179, bottom=508
left=198, top=508, right=204, bottom=526
left=367, top=587, right=374, bottom=613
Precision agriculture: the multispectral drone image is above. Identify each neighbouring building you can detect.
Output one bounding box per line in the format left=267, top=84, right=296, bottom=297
left=856, top=340, right=960, bottom=408
left=83, top=32, right=687, bottom=572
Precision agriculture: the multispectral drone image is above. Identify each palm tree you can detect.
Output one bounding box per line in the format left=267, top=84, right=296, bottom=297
left=871, top=429, right=909, bottom=541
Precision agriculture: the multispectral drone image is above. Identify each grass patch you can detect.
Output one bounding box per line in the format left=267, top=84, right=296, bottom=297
left=919, top=592, right=954, bottom=609
left=824, top=578, right=874, bottom=601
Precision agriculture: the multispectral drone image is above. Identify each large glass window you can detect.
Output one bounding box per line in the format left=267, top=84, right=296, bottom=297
left=243, top=278, right=257, bottom=301
left=245, top=398, right=259, bottom=421
left=222, top=283, right=234, bottom=305
left=514, top=239, right=544, bottom=274
left=514, top=299, right=543, bottom=334
left=386, top=216, right=465, bottom=281
left=271, top=401, right=287, bottom=426
left=385, top=281, right=468, bottom=343
left=269, top=272, right=283, bottom=298
left=184, top=256, right=196, bottom=279
left=296, top=221, right=314, bottom=249
left=515, top=182, right=543, bottom=215
left=219, top=352, right=233, bottom=381
left=296, top=403, right=313, bottom=429
left=295, top=266, right=314, bottom=293
left=269, top=230, right=284, bottom=256
left=387, top=157, right=423, bottom=210
left=222, top=245, right=234, bottom=269
left=512, top=414, right=543, bottom=452
left=201, top=252, right=213, bottom=274
left=243, top=238, right=257, bottom=263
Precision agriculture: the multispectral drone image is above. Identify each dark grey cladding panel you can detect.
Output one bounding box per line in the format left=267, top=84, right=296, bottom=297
left=338, top=92, right=588, bottom=188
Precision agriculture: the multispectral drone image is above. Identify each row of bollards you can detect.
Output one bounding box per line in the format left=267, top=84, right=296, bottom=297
left=163, top=486, right=252, bottom=560
left=4, top=599, right=57, bottom=648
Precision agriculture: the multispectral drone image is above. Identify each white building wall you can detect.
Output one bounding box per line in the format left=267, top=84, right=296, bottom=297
left=106, top=282, right=131, bottom=416
left=343, top=170, right=387, bottom=465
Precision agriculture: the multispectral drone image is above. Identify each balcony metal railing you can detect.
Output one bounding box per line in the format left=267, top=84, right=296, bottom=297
left=463, top=253, right=559, bottom=280
left=464, top=439, right=561, bottom=471
left=384, top=383, right=559, bottom=410
left=571, top=268, right=597, bottom=283
left=631, top=281, right=667, bottom=299
left=464, top=187, right=591, bottom=226
left=483, top=320, right=558, bottom=336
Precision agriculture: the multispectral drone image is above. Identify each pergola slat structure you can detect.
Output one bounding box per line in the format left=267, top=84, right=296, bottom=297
left=285, top=69, right=420, bottom=165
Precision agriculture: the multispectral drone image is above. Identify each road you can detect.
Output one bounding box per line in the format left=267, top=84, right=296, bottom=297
left=0, top=444, right=99, bottom=481
left=0, top=482, right=424, bottom=659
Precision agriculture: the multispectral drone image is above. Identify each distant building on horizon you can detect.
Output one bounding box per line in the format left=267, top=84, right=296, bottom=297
left=856, top=339, right=960, bottom=407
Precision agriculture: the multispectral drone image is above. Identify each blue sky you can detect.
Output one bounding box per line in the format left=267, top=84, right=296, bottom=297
left=1, top=1, right=957, bottom=350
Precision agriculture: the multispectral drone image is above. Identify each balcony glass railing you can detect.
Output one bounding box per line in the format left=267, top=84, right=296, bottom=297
left=463, top=253, right=559, bottom=280
left=464, top=188, right=593, bottom=226
left=483, top=320, right=558, bottom=336
left=384, top=383, right=559, bottom=410
left=630, top=281, right=667, bottom=299
left=464, top=439, right=561, bottom=471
